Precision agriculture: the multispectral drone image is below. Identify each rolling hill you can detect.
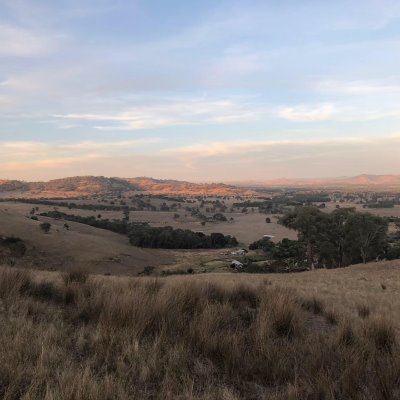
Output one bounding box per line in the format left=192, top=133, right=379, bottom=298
left=0, top=204, right=174, bottom=274
left=236, top=174, right=400, bottom=190
left=0, top=176, right=255, bottom=198
left=2, top=174, right=400, bottom=198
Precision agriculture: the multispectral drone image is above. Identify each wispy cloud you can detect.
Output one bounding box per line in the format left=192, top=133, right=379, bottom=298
left=163, top=135, right=394, bottom=159
left=54, top=98, right=259, bottom=130
left=2, top=1, right=400, bottom=180
left=156, top=134, right=400, bottom=179
left=277, top=104, right=336, bottom=122
left=1, top=135, right=400, bottom=181
left=0, top=138, right=157, bottom=164
left=315, top=79, right=400, bottom=95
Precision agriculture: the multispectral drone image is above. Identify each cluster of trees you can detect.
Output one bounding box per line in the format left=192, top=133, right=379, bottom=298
left=150, top=195, right=186, bottom=203
left=249, top=237, right=305, bottom=264
left=39, top=211, right=129, bottom=234
left=128, top=226, right=238, bottom=249
left=0, top=197, right=172, bottom=212
left=250, top=206, right=399, bottom=269
left=278, top=207, right=391, bottom=268
left=39, top=211, right=238, bottom=249
left=364, top=201, right=395, bottom=209
left=212, top=213, right=227, bottom=222
left=233, top=193, right=331, bottom=214
left=2, top=198, right=131, bottom=212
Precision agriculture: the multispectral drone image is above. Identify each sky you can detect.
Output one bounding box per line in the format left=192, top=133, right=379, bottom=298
left=1, top=0, right=400, bottom=182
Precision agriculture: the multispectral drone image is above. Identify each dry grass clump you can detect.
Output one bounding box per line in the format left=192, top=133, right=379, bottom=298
left=324, top=309, right=339, bottom=325
left=0, top=266, right=399, bottom=399
left=365, top=318, right=396, bottom=353
left=357, top=304, right=371, bottom=319
left=337, top=320, right=356, bottom=346
left=62, top=268, right=89, bottom=285
left=302, top=296, right=325, bottom=315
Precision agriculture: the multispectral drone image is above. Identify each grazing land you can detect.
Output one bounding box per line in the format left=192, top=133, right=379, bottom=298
left=0, top=204, right=175, bottom=275
left=2, top=176, right=400, bottom=398
left=0, top=193, right=296, bottom=275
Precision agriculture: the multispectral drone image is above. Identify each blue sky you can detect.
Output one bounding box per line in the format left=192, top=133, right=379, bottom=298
left=1, top=0, right=400, bottom=181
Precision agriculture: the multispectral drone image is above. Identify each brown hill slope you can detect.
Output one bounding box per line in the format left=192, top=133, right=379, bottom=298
left=0, top=176, right=133, bottom=198
left=239, top=174, right=400, bottom=190
left=0, top=176, right=254, bottom=197
left=0, top=205, right=174, bottom=274
left=125, top=177, right=254, bottom=196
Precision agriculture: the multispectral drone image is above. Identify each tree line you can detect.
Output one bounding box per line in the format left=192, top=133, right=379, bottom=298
left=128, top=226, right=238, bottom=249
left=1, top=198, right=132, bottom=212
left=39, top=211, right=238, bottom=249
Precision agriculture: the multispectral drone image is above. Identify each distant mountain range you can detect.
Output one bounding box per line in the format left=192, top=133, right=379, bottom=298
left=234, top=174, right=400, bottom=189
left=0, top=176, right=255, bottom=197
left=1, top=174, right=399, bottom=198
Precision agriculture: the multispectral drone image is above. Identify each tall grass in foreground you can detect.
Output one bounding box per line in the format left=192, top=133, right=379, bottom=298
left=0, top=267, right=399, bottom=399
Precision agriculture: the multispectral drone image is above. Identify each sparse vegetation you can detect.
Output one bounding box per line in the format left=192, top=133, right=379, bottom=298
left=0, top=267, right=399, bottom=399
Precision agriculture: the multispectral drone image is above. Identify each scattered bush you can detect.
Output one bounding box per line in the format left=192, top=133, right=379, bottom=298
left=40, top=222, right=51, bottom=233
left=0, top=236, right=27, bottom=257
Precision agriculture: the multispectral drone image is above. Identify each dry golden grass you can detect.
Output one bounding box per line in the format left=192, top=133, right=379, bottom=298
left=186, top=260, right=400, bottom=332
left=0, top=199, right=296, bottom=247
left=0, top=266, right=399, bottom=399
left=0, top=205, right=175, bottom=274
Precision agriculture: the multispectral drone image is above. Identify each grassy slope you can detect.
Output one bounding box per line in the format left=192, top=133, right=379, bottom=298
left=0, top=266, right=398, bottom=399
left=189, top=260, right=400, bottom=333
left=1, top=200, right=296, bottom=246
left=0, top=206, right=174, bottom=275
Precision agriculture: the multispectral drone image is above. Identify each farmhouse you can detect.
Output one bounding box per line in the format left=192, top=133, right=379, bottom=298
left=231, top=248, right=248, bottom=256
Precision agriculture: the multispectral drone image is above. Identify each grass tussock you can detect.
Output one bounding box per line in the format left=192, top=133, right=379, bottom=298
left=302, top=296, right=325, bottom=315
left=365, top=318, right=396, bottom=353
left=324, top=309, right=339, bottom=325
left=62, top=268, right=89, bottom=285
left=0, top=266, right=399, bottom=399
left=357, top=304, right=371, bottom=319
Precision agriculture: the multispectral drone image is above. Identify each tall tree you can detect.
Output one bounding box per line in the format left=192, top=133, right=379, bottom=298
left=280, top=206, right=328, bottom=269
left=344, top=212, right=387, bottom=264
